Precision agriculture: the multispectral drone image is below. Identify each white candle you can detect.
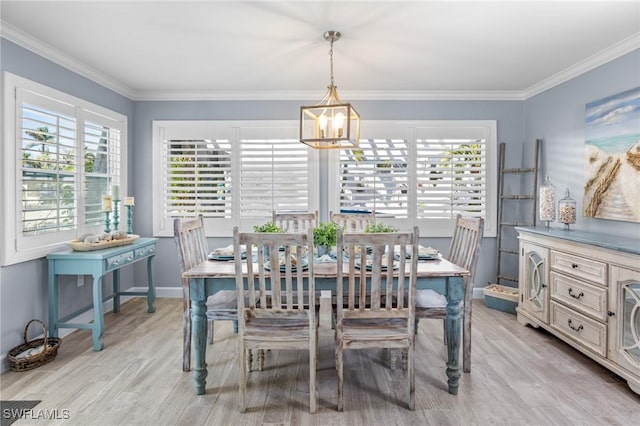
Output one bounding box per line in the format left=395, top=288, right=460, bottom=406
left=124, top=197, right=135, bottom=206
left=102, top=195, right=113, bottom=212
left=111, top=184, right=120, bottom=200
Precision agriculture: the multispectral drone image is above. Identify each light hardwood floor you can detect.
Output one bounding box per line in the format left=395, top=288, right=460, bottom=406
left=2, top=297, right=639, bottom=425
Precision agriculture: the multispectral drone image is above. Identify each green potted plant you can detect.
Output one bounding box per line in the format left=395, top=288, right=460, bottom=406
left=253, top=222, right=283, bottom=233
left=253, top=222, right=283, bottom=257
left=313, top=221, right=340, bottom=256
left=364, top=222, right=398, bottom=233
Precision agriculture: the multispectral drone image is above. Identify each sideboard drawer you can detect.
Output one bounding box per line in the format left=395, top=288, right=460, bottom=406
left=106, top=251, right=135, bottom=270
left=550, top=271, right=608, bottom=321
left=550, top=250, right=607, bottom=285
left=550, top=301, right=607, bottom=357
left=135, top=244, right=156, bottom=259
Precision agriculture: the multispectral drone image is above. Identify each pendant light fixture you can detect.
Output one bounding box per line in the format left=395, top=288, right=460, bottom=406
left=300, top=31, right=360, bottom=149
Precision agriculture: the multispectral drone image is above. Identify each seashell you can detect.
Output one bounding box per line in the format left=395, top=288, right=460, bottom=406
left=84, top=235, right=99, bottom=244
left=99, top=233, right=113, bottom=241
left=111, top=230, right=128, bottom=240
left=77, top=233, right=94, bottom=242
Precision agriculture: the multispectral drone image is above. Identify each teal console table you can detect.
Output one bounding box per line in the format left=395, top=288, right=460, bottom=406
left=47, top=237, right=158, bottom=351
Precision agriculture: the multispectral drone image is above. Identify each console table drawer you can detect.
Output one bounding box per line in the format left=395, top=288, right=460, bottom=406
left=135, top=244, right=156, bottom=259
left=106, top=251, right=135, bottom=270
left=550, top=301, right=606, bottom=357
left=550, top=251, right=607, bottom=285
left=550, top=271, right=607, bottom=321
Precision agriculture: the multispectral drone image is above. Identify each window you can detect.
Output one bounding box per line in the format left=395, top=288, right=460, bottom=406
left=329, top=121, right=496, bottom=237
left=152, top=121, right=319, bottom=236
left=1, top=72, right=127, bottom=265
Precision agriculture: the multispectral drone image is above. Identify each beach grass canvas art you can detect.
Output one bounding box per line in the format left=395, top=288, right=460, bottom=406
left=584, top=86, right=640, bottom=223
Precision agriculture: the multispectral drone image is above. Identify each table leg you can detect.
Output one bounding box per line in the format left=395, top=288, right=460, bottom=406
left=191, top=277, right=208, bottom=395
left=445, top=276, right=464, bottom=395
left=92, top=273, right=105, bottom=351
left=48, top=262, right=59, bottom=338
left=146, top=256, right=156, bottom=313
left=113, top=269, right=121, bottom=313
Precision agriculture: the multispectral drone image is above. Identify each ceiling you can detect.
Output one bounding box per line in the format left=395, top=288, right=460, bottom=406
left=1, top=1, right=639, bottom=100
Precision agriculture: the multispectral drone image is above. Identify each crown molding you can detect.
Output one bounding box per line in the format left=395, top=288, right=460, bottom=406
left=2, top=19, right=637, bottom=103
left=0, top=21, right=136, bottom=99
left=523, top=32, right=640, bottom=100
left=134, top=89, right=526, bottom=101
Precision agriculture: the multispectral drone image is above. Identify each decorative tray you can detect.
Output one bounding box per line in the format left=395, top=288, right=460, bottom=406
left=67, top=235, right=140, bottom=251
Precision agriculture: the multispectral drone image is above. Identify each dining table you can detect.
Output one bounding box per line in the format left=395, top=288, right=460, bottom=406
left=182, top=255, right=469, bottom=396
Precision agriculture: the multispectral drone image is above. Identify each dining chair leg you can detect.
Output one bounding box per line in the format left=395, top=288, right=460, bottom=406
left=238, top=343, right=247, bottom=413
left=463, top=301, right=472, bottom=373
left=408, top=340, right=415, bottom=411
left=442, top=320, right=447, bottom=345
left=182, top=304, right=191, bottom=372
left=309, top=329, right=318, bottom=414
left=207, top=320, right=214, bottom=345
left=258, top=349, right=265, bottom=371
left=336, top=341, right=344, bottom=412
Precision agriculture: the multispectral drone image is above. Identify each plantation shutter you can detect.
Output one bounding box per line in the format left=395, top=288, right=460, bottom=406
left=163, top=138, right=233, bottom=218
left=338, top=138, right=409, bottom=217
left=239, top=137, right=310, bottom=218
left=20, top=91, right=78, bottom=236
left=82, top=111, right=122, bottom=227
left=415, top=129, right=487, bottom=219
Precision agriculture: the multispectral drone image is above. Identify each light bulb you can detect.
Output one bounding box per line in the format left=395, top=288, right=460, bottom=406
left=318, top=114, right=328, bottom=138
left=334, top=112, right=345, bottom=137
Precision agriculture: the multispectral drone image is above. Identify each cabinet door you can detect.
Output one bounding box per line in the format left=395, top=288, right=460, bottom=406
left=519, top=241, right=549, bottom=323
left=608, top=265, right=640, bottom=376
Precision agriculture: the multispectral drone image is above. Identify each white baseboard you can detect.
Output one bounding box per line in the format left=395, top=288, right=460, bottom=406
left=473, top=287, right=485, bottom=299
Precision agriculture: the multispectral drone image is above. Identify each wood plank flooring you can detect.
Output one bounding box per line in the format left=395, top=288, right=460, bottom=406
left=2, top=297, right=639, bottom=425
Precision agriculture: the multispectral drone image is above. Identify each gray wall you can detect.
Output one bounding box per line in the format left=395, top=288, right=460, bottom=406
left=0, top=39, right=134, bottom=359
left=524, top=49, right=640, bottom=239
left=2, top=36, right=638, bottom=362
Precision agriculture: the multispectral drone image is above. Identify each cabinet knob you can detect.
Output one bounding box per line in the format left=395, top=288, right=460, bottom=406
left=607, top=311, right=615, bottom=317
left=571, top=263, right=579, bottom=269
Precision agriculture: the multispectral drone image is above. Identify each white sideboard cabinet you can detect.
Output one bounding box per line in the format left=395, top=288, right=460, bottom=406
left=516, top=227, right=640, bottom=395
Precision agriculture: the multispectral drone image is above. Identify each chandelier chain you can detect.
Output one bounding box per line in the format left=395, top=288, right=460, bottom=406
left=329, top=37, right=335, bottom=86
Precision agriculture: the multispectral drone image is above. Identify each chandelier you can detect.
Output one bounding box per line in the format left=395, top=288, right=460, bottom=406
left=299, top=31, right=360, bottom=149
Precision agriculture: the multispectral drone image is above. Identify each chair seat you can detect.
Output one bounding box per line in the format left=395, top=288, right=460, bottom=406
left=205, top=290, right=238, bottom=321
left=244, top=310, right=318, bottom=341
left=415, top=289, right=447, bottom=308
left=341, top=318, right=411, bottom=346
left=244, top=325, right=311, bottom=343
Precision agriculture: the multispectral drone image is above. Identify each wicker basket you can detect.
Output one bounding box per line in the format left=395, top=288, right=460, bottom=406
left=7, top=319, right=62, bottom=372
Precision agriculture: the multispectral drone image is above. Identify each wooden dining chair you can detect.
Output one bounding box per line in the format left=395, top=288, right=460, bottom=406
left=174, top=215, right=238, bottom=372
left=335, top=227, right=419, bottom=411
left=330, top=211, right=374, bottom=231
left=415, top=214, right=484, bottom=373
left=234, top=227, right=318, bottom=413
left=273, top=210, right=318, bottom=232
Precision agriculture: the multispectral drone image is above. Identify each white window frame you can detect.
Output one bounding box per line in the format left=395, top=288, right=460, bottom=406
left=1, top=72, right=128, bottom=266
left=151, top=120, right=319, bottom=237
left=328, top=120, right=497, bottom=237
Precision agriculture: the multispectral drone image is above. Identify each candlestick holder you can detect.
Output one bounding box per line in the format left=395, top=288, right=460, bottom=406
left=104, top=211, right=111, bottom=233
left=126, top=205, right=133, bottom=234
left=113, top=199, right=120, bottom=231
